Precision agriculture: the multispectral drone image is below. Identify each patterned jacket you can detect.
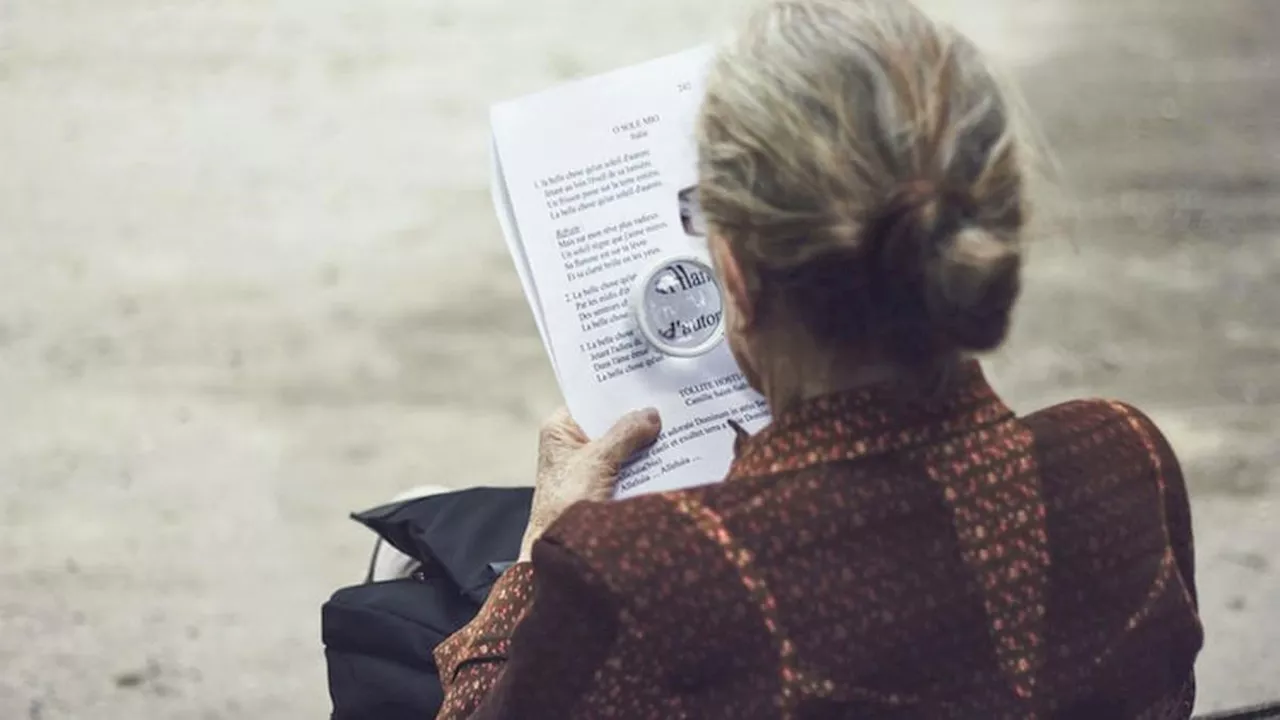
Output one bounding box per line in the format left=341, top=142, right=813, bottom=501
left=434, top=362, right=1202, bottom=719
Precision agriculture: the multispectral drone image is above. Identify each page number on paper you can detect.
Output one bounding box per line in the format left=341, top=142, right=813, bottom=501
left=677, top=81, right=693, bottom=93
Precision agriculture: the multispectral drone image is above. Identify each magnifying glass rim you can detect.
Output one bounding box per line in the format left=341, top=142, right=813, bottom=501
left=630, top=254, right=726, bottom=358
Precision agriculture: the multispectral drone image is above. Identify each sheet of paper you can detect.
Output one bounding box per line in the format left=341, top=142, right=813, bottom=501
left=490, top=138, right=559, bottom=383
left=490, top=46, right=771, bottom=497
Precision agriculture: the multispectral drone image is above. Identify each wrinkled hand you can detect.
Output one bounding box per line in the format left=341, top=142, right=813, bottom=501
left=519, top=406, right=662, bottom=561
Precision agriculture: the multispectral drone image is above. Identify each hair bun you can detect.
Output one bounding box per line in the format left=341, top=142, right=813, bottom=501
left=869, top=184, right=1021, bottom=356
left=921, top=226, right=1021, bottom=352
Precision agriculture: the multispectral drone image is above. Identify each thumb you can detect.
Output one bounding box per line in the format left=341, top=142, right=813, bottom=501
left=593, top=408, right=662, bottom=470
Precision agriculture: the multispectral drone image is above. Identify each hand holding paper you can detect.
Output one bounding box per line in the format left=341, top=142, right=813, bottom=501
left=489, top=47, right=771, bottom=497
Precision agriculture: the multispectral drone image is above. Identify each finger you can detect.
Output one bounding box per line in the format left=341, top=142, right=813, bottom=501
left=592, top=408, right=662, bottom=469
left=537, top=409, right=587, bottom=472
left=559, top=414, right=589, bottom=444
left=539, top=406, right=588, bottom=447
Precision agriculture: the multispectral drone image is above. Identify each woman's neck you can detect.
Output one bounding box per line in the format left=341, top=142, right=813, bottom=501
left=756, top=348, right=906, bottom=416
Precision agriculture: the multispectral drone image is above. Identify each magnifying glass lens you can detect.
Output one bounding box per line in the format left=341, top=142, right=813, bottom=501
left=632, top=257, right=724, bottom=357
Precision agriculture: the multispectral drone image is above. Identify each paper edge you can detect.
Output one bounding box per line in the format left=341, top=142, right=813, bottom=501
left=490, top=44, right=715, bottom=123
left=488, top=131, right=561, bottom=381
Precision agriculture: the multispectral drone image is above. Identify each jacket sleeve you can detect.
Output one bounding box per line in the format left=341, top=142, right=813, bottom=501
left=1114, top=402, right=1201, bottom=719
left=432, top=563, right=537, bottom=719
left=1151, top=420, right=1197, bottom=609
left=433, top=537, right=627, bottom=719
left=1115, top=402, right=1198, bottom=608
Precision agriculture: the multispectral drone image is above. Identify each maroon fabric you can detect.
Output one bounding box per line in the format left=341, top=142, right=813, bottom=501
left=435, top=362, right=1202, bottom=719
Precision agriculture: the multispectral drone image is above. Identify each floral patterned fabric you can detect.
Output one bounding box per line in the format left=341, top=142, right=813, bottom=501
left=434, top=362, right=1202, bottom=719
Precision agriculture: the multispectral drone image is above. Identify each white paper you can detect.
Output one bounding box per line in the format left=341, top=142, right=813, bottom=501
left=490, top=46, right=771, bottom=497
left=490, top=138, right=559, bottom=384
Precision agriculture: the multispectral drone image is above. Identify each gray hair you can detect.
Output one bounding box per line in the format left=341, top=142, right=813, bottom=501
left=696, top=0, right=1031, bottom=358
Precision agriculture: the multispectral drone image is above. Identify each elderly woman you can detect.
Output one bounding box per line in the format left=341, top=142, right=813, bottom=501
left=433, top=0, right=1203, bottom=717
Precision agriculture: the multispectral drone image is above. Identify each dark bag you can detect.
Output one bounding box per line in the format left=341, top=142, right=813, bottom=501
left=323, top=487, right=533, bottom=720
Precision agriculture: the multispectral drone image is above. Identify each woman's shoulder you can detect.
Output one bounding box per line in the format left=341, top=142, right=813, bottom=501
left=541, top=487, right=752, bottom=602
left=543, top=493, right=697, bottom=576
left=1022, top=398, right=1179, bottom=459
left=1020, top=397, right=1187, bottom=506
left=1019, top=397, right=1201, bottom=681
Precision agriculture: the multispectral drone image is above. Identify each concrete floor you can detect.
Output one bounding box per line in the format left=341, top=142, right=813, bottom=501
left=0, top=0, right=1276, bottom=717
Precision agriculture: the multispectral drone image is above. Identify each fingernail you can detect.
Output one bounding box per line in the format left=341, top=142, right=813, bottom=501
left=639, top=408, right=660, bottom=426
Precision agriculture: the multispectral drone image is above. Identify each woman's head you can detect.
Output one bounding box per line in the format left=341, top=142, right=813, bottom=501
left=697, top=0, right=1027, bottom=392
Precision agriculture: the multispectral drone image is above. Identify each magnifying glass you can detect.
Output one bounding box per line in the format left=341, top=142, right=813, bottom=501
left=631, top=255, right=725, bottom=358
